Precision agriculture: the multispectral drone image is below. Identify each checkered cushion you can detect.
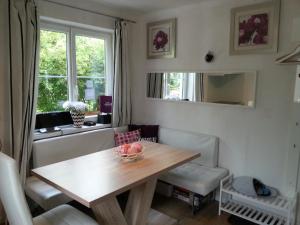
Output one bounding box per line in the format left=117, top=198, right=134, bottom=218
left=114, top=129, right=141, bottom=146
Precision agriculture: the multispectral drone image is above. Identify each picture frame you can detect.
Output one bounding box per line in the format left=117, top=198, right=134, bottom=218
left=229, top=0, right=280, bottom=55
left=147, top=18, right=177, bottom=59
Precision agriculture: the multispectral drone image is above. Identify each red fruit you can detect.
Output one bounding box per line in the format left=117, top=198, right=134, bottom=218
left=120, top=144, right=131, bottom=154
left=131, top=143, right=142, bottom=153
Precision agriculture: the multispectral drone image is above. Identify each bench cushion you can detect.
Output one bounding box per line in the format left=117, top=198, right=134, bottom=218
left=159, top=127, right=219, bottom=168
left=159, top=163, right=228, bottom=196
left=25, top=177, right=71, bottom=210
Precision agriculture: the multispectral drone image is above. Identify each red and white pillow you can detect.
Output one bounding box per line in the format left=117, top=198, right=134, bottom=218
left=114, top=129, right=141, bottom=146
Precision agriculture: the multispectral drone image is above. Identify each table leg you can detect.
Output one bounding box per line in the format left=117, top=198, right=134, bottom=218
left=125, top=177, right=157, bottom=225
left=92, top=197, right=128, bottom=225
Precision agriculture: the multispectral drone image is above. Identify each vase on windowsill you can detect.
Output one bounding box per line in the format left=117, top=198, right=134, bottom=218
left=63, top=101, right=87, bottom=128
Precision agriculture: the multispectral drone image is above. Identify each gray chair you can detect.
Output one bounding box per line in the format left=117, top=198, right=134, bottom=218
left=0, top=152, right=99, bottom=225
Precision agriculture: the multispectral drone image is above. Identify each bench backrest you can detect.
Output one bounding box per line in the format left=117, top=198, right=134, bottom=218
left=32, top=128, right=116, bottom=168
left=159, top=127, right=219, bottom=168
left=32, top=126, right=219, bottom=168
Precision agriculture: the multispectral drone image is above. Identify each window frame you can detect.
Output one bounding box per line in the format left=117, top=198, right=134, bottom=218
left=39, top=20, right=113, bottom=113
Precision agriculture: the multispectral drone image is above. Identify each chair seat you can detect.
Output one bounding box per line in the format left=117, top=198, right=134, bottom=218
left=25, top=176, right=71, bottom=210
left=159, top=163, right=229, bottom=196
left=33, top=204, right=99, bottom=225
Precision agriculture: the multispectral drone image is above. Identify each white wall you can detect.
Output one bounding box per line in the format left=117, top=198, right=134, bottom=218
left=131, top=0, right=300, bottom=195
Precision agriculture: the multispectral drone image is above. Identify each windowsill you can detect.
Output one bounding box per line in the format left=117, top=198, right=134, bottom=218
left=33, top=123, right=111, bottom=141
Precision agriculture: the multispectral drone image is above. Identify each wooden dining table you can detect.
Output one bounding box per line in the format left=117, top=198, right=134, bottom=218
left=32, top=141, right=200, bottom=225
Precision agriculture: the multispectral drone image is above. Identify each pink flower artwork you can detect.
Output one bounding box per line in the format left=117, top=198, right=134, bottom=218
left=238, top=13, right=269, bottom=46
left=153, top=30, right=169, bottom=50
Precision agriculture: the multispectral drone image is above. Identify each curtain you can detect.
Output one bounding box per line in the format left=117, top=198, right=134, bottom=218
left=0, top=0, right=39, bottom=186
left=147, top=73, right=163, bottom=99
left=194, top=73, right=204, bottom=102
left=112, top=20, right=131, bottom=127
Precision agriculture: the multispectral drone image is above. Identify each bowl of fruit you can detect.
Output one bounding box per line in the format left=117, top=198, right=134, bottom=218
left=116, top=142, right=144, bottom=161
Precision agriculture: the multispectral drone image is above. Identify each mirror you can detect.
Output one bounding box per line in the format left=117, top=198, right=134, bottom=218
left=146, top=71, right=257, bottom=107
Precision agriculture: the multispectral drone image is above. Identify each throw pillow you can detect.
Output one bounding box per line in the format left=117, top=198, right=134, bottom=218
left=128, top=124, right=159, bottom=143
left=115, top=129, right=141, bottom=146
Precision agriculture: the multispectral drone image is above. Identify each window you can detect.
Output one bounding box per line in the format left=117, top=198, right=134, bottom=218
left=37, top=22, right=112, bottom=114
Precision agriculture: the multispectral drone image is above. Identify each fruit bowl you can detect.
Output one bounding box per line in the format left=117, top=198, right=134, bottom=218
left=116, top=143, right=144, bottom=161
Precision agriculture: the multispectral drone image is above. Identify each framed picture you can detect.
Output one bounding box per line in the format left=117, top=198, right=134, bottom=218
left=147, top=18, right=176, bottom=59
left=230, top=0, right=280, bottom=55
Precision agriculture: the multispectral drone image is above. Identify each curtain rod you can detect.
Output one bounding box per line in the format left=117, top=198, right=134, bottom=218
left=40, top=0, right=136, bottom=24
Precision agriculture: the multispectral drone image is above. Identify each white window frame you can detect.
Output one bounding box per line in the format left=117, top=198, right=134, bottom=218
left=39, top=21, right=113, bottom=110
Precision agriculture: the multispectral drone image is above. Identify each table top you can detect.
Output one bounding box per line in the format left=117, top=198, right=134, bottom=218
left=32, top=141, right=200, bottom=207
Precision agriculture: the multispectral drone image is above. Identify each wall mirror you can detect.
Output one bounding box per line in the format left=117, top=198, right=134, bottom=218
left=146, top=71, right=257, bottom=107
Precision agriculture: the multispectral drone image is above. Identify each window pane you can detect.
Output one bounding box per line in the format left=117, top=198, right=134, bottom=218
left=37, top=30, right=68, bottom=113
left=75, top=35, right=106, bottom=112
left=77, top=78, right=106, bottom=111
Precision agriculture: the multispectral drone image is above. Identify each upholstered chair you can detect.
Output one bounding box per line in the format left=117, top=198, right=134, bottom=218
left=0, top=152, right=100, bottom=225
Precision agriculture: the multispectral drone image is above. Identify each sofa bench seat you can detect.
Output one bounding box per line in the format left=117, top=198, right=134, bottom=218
left=25, top=176, right=72, bottom=210
left=159, top=163, right=229, bottom=196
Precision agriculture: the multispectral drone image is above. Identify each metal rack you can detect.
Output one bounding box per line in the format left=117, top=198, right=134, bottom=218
left=219, top=175, right=297, bottom=225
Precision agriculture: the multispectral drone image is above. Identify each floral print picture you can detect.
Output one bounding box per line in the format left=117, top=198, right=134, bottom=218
left=153, top=29, right=169, bottom=52
left=238, top=13, right=269, bottom=46
left=147, top=19, right=176, bottom=59
left=230, top=0, right=280, bottom=55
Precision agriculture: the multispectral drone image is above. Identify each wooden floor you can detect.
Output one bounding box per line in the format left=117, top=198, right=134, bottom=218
left=152, top=194, right=231, bottom=225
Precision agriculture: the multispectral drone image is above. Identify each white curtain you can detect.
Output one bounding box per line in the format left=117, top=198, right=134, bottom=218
left=0, top=0, right=39, bottom=185
left=194, top=73, right=204, bottom=102
left=112, top=20, right=131, bottom=127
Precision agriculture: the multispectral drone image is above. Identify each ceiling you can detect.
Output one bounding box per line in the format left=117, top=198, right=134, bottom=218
left=89, top=0, right=209, bottom=13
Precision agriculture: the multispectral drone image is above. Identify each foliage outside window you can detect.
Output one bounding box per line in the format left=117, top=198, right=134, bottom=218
left=37, top=23, right=112, bottom=114
left=38, top=30, right=68, bottom=112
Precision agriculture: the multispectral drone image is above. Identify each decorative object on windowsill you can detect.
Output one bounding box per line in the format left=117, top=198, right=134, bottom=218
left=97, top=96, right=112, bottom=124
left=147, top=18, right=176, bottom=59
left=205, top=51, right=214, bottom=63
left=63, top=101, right=87, bottom=128
left=229, top=0, right=280, bottom=55
left=116, top=142, right=144, bottom=162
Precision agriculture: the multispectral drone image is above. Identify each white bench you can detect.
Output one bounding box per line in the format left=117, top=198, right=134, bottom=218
left=26, top=126, right=228, bottom=211
left=25, top=127, right=118, bottom=210
left=158, top=127, right=228, bottom=197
